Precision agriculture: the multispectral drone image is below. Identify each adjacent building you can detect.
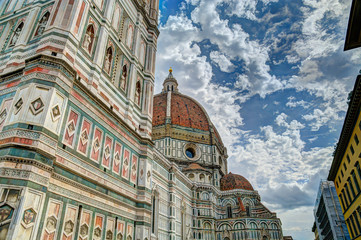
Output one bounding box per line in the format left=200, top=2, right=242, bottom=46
left=313, top=222, right=320, bottom=240
left=0, top=0, right=284, bottom=239
left=328, top=75, right=361, bottom=240
left=313, top=181, right=350, bottom=240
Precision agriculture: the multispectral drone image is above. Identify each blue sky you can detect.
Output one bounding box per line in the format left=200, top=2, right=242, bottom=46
left=154, top=0, right=361, bottom=239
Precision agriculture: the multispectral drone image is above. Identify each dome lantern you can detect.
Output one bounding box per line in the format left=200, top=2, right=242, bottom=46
left=162, top=67, right=179, bottom=92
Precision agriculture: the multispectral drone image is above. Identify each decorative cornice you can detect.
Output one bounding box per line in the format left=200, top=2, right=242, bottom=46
left=0, top=156, right=53, bottom=172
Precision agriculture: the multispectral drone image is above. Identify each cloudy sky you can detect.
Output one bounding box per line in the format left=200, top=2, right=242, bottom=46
left=154, top=0, right=361, bottom=239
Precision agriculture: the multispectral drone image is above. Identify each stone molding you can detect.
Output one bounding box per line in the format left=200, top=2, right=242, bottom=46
left=0, top=167, right=49, bottom=186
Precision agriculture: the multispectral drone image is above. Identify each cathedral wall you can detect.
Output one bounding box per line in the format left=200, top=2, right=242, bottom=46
left=0, top=0, right=158, bottom=237
left=0, top=0, right=158, bottom=140
left=154, top=137, right=226, bottom=187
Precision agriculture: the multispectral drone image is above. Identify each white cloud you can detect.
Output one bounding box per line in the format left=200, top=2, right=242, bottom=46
left=210, top=51, right=234, bottom=72
left=286, top=96, right=309, bottom=109
left=155, top=14, right=212, bottom=93
left=155, top=0, right=354, bottom=239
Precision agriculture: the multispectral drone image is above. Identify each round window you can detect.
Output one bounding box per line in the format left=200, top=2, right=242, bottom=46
left=185, top=148, right=195, bottom=158
left=183, top=143, right=201, bottom=160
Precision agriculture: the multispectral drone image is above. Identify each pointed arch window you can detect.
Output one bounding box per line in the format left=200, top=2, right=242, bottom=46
left=83, top=24, right=95, bottom=53
left=35, top=12, right=50, bottom=37
left=9, top=22, right=24, bottom=47
left=104, top=47, right=113, bottom=74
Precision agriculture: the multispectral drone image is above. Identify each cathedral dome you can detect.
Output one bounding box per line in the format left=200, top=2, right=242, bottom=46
left=220, top=173, right=254, bottom=191
left=152, top=69, right=224, bottom=146
left=152, top=69, right=228, bottom=180
left=153, top=92, right=210, bottom=131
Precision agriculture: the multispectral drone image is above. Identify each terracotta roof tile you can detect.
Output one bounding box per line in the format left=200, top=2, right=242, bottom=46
left=171, top=93, right=209, bottom=131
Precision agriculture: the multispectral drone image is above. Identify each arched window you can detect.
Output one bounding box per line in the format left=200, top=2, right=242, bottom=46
left=83, top=24, right=95, bottom=53
left=135, top=81, right=141, bottom=106
left=219, top=156, right=222, bottom=166
left=189, top=173, right=195, bottom=180
left=202, top=192, right=209, bottom=201
left=261, top=222, right=268, bottom=230
left=120, top=64, right=127, bottom=90
left=204, top=223, right=212, bottom=240
left=227, top=205, right=232, bottom=218
left=199, top=174, right=205, bottom=182
left=35, top=12, right=50, bottom=37
left=9, top=22, right=24, bottom=47
left=104, top=47, right=113, bottom=74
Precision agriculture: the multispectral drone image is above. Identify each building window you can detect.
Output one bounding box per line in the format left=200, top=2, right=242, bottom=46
left=227, top=205, right=232, bottom=218
left=349, top=177, right=356, bottom=198
left=151, top=193, right=159, bottom=235
left=352, top=170, right=360, bottom=194
left=342, top=189, right=349, bottom=207
left=246, top=206, right=250, bottom=216
left=344, top=0, right=361, bottom=50
left=347, top=219, right=354, bottom=238
left=341, top=169, right=344, bottom=177
left=354, top=211, right=361, bottom=235
left=357, top=162, right=361, bottom=180
left=345, top=183, right=353, bottom=203
left=355, top=134, right=360, bottom=145
left=351, top=145, right=355, bottom=155
left=350, top=215, right=358, bottom=237
left=344, top=162, right=348, bottom=171
left=347, top=154, right=351, bottom=163
left=339, top=194, right=346, bottom=210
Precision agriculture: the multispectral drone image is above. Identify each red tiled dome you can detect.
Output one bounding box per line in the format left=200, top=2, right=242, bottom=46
left=152, top=93, right=167, bottom=127
left=153, top=92, right=210, bottom=131
left=220, top=173, right=254, bottom=191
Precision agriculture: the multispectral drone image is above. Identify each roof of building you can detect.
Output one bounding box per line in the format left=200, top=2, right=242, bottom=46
left=328, top=75, right=361, bottom=180
left=169, top=93, right=210, bottom=131
left=220, top=172, right=254, bottom=191
left=152, top=93, right=167, bottom=127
